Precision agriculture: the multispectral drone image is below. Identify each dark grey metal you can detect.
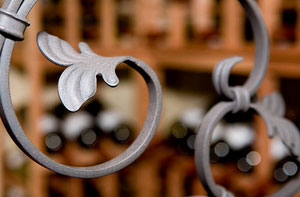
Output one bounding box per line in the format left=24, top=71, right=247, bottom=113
left=0, top=0, right=162, bottom=178
left=0, top=0, right=300, bottom=195
left=195, top=93, right=300, bottom=197
left=0, top=8, right=29, bottom=41
left=195, top=0, right=300, bottom=196
left=213, top=0, right=269, bottom=100
left=38, top=31, right=131, bottom=112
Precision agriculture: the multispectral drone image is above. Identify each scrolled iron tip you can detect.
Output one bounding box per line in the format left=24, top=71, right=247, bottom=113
left=213, top=56, right=243, bottom=97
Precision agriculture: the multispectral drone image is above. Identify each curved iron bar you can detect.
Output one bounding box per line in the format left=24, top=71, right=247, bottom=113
left=195, top=93, right=300, bottom=196
left=0, top=0, right=300, bottom=194
left=195, top=0, right=300, bottom=196
left=0, top=0, right=162, bottom=178
left=213, top=0, right=269, bottom=100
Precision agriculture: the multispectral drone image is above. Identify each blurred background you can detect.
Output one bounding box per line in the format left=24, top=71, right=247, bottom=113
left=2, top=0, right=300, bottom=196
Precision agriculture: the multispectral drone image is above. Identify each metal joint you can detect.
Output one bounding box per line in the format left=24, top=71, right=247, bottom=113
left=1, top=0, right=300, bottom=196
left=0, top=8, right=29, bottom=41
left=231, top=86, right=250, bottom=113
left=195, top=0, right=300, bottom=196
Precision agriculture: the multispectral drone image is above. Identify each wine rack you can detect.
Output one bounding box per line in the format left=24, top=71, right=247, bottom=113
left=3, top=0, right=300, bottom=196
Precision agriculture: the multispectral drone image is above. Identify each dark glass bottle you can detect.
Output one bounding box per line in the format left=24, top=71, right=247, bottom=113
left=168, top=121, right=196, bottom=156
left=273, top=156, right=300, bottom=184
left=40, top=110, right=65, bottom=154
left=167, top=108, right=205, bottom=155
left=77, top=127, right=100, bottom=148
left=45, top=132, right=65, bottom=153
left=62, top=100, right=104, bottom=149
left=96, top=109, right=134, bottom=145
left=112, top=124, right=133, bottom=144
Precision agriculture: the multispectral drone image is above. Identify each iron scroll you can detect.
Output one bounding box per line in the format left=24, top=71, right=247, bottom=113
left=1, top=0, right=300, bottom=195
left=0, top=0, right=162, bottom=178
left=194, top=0, right=300, bottom=196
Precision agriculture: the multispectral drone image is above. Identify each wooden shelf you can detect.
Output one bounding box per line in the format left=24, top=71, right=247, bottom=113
left=4, top=0, right=300, bottom=196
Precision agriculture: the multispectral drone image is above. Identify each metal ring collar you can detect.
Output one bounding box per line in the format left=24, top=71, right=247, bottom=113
left=0, top=1, right=162, bottom=178
left=213, top=0, right=269, bottom=100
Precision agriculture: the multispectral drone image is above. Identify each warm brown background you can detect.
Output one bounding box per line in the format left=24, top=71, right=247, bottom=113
left=2, top=0, right=300, bottom=196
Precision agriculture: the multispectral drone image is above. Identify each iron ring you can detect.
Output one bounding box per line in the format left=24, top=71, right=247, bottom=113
left=0, top=38, right=162, bottom=178
left=195, top=101, right=300, bottom=196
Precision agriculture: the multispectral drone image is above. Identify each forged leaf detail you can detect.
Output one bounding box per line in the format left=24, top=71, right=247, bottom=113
left=261, top=92, right=285, bottom=117
left=255, top=93, right=300, bottom=158
left=37, top=31, right=130, bottom=112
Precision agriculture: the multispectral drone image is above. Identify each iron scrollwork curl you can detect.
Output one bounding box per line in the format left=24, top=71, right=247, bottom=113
left=1, top=0, right=300, bottom=195
left=0, top=0, right=162, bottom=178
left=195, top=0, right=300, bottom=196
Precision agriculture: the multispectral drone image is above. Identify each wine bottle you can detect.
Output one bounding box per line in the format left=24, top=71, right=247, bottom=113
left=223, top=123, right=254, bottom=162
left=273, top=156, right=299, bottom=184
left=96, top=110, right=133, bottom=144
left=270, top=136, right=299, bottom=183
left=40, top=113, right=65, bottom=153
left=62, top=100, right=103, bottom=149
left=168, top=107, right=204, bottom=155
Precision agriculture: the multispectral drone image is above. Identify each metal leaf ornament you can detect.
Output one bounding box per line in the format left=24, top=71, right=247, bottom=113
left=213, top=56, right=300, bottom=159
left=37, top=31, right=128, bottom=112
left=194, top=0, right=300, bottom=196
left=253, top=93, right=300, bottom=158
left=0, top=0, right=162, bottom=179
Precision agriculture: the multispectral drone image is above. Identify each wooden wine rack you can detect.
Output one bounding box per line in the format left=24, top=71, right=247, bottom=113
left=2, top=0, right=300, bottom=196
